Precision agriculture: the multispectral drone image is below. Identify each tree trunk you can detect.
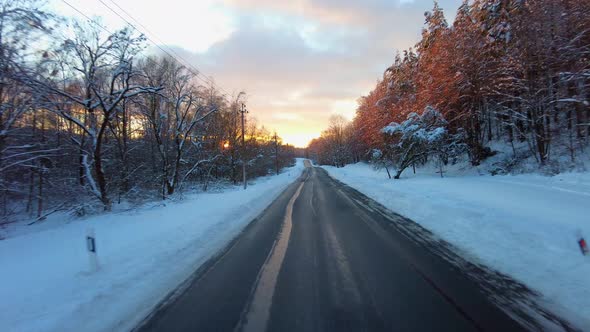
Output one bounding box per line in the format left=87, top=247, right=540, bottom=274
left=120, top=102, right=130, bottom=193
left=36, top=171, right=43, bottom=218
left=78, top=112, right=88, bottom=186
left=94, top=118, right=111, bottom=211
left=26, top=170, right=34, bottom=214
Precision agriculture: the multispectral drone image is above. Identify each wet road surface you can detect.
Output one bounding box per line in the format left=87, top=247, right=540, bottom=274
left=136, top=161, right=564, bottom=332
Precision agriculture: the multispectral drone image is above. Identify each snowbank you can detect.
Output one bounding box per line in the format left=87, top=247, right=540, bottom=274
left=0, top=160, right=304, bottom=332
left=323, top=163, right=590, bottom=327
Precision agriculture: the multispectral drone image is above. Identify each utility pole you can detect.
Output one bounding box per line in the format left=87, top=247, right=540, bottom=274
left=273, top=131, right=279, bottom=175
left=240, top=103, right=248, bottom=189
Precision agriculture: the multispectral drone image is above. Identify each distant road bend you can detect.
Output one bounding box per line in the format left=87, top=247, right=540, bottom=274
left=137, top=160, right=569, bottom=332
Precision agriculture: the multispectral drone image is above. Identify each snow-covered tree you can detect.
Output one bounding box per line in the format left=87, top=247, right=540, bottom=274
left=313, top=0, right=589, bottom=177
left=0, top=0, right=54, bottom=216
left=23, top=23, right=160, bottom=210
left=382, top=106, right=449, bottom=179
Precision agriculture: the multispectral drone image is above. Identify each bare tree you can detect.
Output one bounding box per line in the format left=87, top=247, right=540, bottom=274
left=136, top=57, right=217, bottom=198
left=24, top=23, right=160, bottom=210
left=0, top=0, right=54, bottom=217
left=0, top=10, right=295, bottom=221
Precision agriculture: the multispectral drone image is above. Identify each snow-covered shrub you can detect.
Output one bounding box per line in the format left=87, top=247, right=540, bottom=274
left=370, top=148, right=396, bottom=179
left=381, top=106, right=463, bottom=179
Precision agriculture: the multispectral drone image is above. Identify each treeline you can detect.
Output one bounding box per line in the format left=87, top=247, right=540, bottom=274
left=309, top=0, right=589, bottom=177
left=0, top=0, right=295, bottom=220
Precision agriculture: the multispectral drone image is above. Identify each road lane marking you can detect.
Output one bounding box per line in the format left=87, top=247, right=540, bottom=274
left=239, top=181, right=305, bottom=332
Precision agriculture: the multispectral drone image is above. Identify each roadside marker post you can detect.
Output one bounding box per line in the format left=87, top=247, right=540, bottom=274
left=86, top=228, right=100, bottom=272
left=578, top=237, right=588, bottom=256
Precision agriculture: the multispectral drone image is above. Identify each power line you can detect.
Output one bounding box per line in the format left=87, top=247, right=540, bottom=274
left=105, top=0, right=221, bottom=90
left=96, top=0, right=231, bottom=97
left=62, top=0, right=112, bottom=35
left=95, top=0, right=213, bottom=90
left=61, top=0, right=233, bottom=101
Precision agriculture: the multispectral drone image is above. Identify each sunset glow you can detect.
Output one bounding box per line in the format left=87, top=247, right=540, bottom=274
left=280, top=132, right=319, bottom=148
left=50, top=0, right=463, bottom=148
left=6, top=1, right=586, bottom=330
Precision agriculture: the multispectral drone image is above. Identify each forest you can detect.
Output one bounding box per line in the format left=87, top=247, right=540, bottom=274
left=0, top=0, right=296, bottom=221
left=309, top=0, right=590, bottom=178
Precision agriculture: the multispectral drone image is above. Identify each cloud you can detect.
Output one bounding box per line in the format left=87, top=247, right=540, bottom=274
left=174, top=0, right=462, bottom=146
left=51, top=0, right=235, bottom=53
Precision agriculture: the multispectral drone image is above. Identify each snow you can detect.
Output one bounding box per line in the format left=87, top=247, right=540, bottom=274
left=0, top=159, right=305, bottom=332
left=323, top=162, right=590, bottom=328
left=382, top=107, right=449, bottom=146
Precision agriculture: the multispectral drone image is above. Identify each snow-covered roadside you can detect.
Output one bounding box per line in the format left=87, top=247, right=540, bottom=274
left=0, top=160, right=304, bottom=332
left=323, top=163, right=590, bottom=328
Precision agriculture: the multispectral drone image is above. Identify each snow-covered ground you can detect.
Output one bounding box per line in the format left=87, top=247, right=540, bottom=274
left=0, top=160, right=304, bottom=332
left=323, top=162, right=590, bottom=328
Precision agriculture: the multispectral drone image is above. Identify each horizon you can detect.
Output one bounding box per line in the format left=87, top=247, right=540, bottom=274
left=50, top=0, right=462, bottom=148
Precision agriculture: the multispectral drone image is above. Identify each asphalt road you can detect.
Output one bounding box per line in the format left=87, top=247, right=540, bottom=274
left=136, top=161, right=535, bottom=332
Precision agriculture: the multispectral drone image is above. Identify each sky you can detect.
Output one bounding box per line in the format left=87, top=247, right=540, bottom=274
left=51, top=0, right=462, bottom=147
